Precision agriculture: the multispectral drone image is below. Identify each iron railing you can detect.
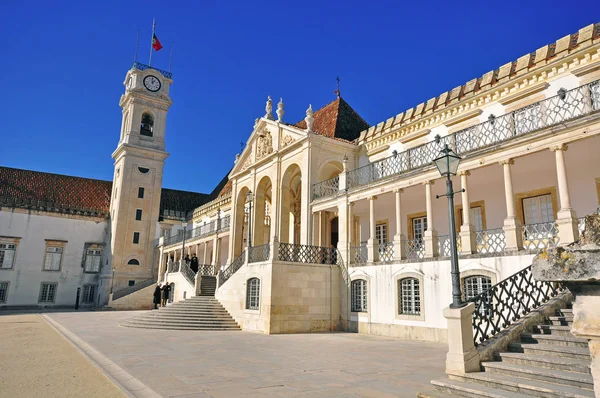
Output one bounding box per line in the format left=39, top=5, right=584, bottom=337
left=198, top=264, right=216, bottom=276
left=249, top=244, right=270, bottom=263
left=522, top=222, right=559, bottom=250
left=164, top=215, right=231, bottom=246
left=437, top=235, right=452, bottom=257
left=313, top=80, right=600, bottom=199
left=218, top=250, right=246, bottom=286
left=468, top=265, right=564, bottom=347
left=167, top=261, right=179, bottom=273
left=377, top=242, right=394, bottom=262
left=277, top=243, right=342, bottom=265
left=132, top=62, right=173, bottom=79
left=312, top=175, right=340, bottom=200
left=475, top=228, right=506, bottom=254
left=112, top=279, right=156, bottom=301
left=350, top=245, right=368, bottom=264
left=405, top=239, right=425, bottom=260
left=180, top=261, right=196, bottom=286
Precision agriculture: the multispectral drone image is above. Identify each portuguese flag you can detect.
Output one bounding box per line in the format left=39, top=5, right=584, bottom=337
left=152, top=34, right=163, bottom=51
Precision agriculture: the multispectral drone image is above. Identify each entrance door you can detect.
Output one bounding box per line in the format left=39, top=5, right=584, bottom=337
left=330, top=217, right=339, bottom=248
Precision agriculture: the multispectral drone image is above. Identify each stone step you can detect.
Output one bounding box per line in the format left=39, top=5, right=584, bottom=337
left=532, top=325, right=573, bottom=337
left=447, top=372, right=594, bottom=398
left=431, top=378, right=535, bottom=398
left=548, top=316, right=574, bottom=326
left=520, top=333, right=589, bottom=348
left=156, top=310, right=232, bottom=316
left=168, top=304, right=225, bottom=309
left=120, top=321, right=240, bottom=331
left=559, top=308, right=573, bottom=315
left=127, top=318, right=239, bottom=326
left=496, top=352, right=591, bottom=374
left=508, top=343, right=590, bottom=360
left=481, top=362, right=593, bottom=389
left=135, top=314, right=238, bottom=322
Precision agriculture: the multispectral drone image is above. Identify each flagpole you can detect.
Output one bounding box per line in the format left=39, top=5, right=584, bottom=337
left=169, top=41, right=174, bottom=73
left=149, top=19, right=156, bottom=66
left=133, top=29, right=140, bottom=64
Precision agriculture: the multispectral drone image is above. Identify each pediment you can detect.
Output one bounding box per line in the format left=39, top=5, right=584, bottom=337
left=230, top=118, right=308, bottom=175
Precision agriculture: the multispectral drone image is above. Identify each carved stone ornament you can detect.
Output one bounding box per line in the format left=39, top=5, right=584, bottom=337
left=256, top=129, right=273, bottom=160
left=281, top=134, right=294, bottom=148
left=242, top=151, right=253, bottom=170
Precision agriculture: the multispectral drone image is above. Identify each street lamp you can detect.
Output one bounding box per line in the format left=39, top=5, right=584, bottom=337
left=246, top=191, right=254, bottom=249
left=433, top=138, right=466, bottom=308
left=181, top=221, right=188, bottom=268
left=110, top=267, right=116, bottom=294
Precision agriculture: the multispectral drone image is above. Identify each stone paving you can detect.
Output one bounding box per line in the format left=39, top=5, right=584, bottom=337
left=48, top=311, right=447, bottom=398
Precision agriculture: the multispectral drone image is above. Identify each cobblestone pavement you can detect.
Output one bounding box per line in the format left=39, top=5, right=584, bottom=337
left=0, top=313, right=125, bottom=398
left=48, top=311, right=447, bottom=398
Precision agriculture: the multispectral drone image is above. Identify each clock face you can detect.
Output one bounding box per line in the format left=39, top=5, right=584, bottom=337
left=143, top=75, right=161, bottom=92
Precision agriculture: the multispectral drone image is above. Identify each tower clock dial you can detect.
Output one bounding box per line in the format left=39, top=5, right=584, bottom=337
left=143, top=75, right=161, bottom=92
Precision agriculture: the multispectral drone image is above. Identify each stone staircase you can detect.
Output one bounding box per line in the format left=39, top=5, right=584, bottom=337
left=430, top=307, right=594, bottom=397
left=120, top=295, right=240, bottom=331
left=199, top=276, right=217, bottom=296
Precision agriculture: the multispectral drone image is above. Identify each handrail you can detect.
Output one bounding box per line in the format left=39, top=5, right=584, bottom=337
left=163, top=215, right=231, bottom=246
left=312, top=79, right=600, bottom=199
left=468, top=264, right=564, bottom=347
left=218, top=250, right=246, bottom=286
left=112, top=279, right=156, bottom=301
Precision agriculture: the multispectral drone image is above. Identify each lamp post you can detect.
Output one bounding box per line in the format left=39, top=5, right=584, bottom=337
left=181, top=221, right=188, bottom=269
left=246, top=191, right=254, bottom=249
left=110, top=267, right=116, bottom=294
left=433, top=139, right=466, bottom=309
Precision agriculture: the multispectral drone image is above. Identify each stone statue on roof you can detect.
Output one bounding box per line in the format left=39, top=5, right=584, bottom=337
left=265, top=96, right=274, bottom=120
left=277, top=98, right=284, bottom=122
left=305, top=104, right=314, bottom=133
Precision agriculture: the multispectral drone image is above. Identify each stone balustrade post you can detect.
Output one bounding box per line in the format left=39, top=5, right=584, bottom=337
left=443, top=302, right=480, bottom=375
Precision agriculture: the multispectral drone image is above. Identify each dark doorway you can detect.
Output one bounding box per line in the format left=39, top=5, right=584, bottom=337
left=330, top=217, right=339, bottom=248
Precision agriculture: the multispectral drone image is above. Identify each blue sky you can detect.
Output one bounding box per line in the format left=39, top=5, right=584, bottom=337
left=1, top=0, right=598, bottom=194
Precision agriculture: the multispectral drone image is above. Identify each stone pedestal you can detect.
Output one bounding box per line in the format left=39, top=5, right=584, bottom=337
left=503, top=217, right=522, bottom=251
left=443, top=302, right=480, bottom=375
left=393, top=234, right=406, bottom=261
left=424, top=230, right=439, bottom=258
left=556, top=208, right=580, bottom=245
left=459, top=225, right=476, bottom=255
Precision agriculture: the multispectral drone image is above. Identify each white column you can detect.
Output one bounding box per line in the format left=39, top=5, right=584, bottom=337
left=459, top=171, right=476, bottom=254
left=212, top=236, right=220, bottom=266
left=227, top=179, right=238, bottom=263
left=501, top=159, right=522, bottom=251
left=393, top=188, right=405, bottom=261
left=203, top=241, right=209, bottom=265
left=424, top=181, right=438, bottom=257
left=337, top=198, right=349, bottom=266
left=270, top=170, right=280, bottom=243
left=552, top=144, right=579, bottom=244
left=367, top=196, right=378, bottom=262
left=313, top=211, right=321, bottom=246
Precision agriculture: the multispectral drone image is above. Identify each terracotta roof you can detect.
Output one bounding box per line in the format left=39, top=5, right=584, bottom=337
left=208, top=167, right=233, bottom=200
left=294, top=96, right=369, bottom=142
left=0, top=166, right=208, bottom=217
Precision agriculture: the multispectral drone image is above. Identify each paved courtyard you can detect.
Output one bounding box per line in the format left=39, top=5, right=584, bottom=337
left=46, top=311, right=447, bottom=398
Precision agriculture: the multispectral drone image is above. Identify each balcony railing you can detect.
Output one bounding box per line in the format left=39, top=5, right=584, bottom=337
left=132, top=62, right=173, bottom=79
left=475, top=229, right=506, bottom=254
left=312, top=175, right=340, bottom=201
left=378, top=242, right=394, bottom=262
left=437, top=235, right=452, bottom=257
left=522, top=222, right=559, bottom=250
left=277, top=243, right=341, bottom=265
left=405, top=239, right=425, bottom=260
left=313, top=79, right=600, bottom=200
left=350, top=245, right=367, bottom=264
left=164, top=215, right=231, bottom=246
left=248, top=244, right=270, bottom=263
left=198, top=264, right=217, bottom=276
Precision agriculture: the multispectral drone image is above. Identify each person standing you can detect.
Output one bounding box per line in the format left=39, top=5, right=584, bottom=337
left=153, top=284, right=162, bottom=309
left=161, top=283, right=171, bottom=306
left=190, top=253, right=199, bottom=273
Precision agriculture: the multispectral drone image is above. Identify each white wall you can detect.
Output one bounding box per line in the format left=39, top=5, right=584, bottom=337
left=0, top=210, right=110, bottom=307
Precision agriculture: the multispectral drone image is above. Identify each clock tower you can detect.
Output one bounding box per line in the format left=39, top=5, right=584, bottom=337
left=109, top=64, right=172, bottom=290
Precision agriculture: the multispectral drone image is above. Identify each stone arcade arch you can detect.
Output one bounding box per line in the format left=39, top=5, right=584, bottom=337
left=280, top=164, right=302, bottom=244
left=233, top=186, right=250, bottom=259
left=253, top=176, right=272, bottom=246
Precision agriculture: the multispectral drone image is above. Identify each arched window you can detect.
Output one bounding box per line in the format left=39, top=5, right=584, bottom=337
left=463, top=275, right=492, bottom=316
left=398, top=277, right=420, bottom=315
left=140, top=113, right=154, bottom=137
left=246, top=278, right=260, bottom=310
left=351, top=279, right=367, bottom=312
left=127, top=259, right=140, bottom=265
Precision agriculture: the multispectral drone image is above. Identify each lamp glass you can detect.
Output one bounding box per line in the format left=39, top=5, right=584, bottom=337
left=433, top=147, right=461, bottom=177
left=246, top=190, right=253, bottom=203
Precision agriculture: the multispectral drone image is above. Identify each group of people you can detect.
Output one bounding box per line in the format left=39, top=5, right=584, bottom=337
left=152, top=283, right=172, bottom=309
left=183, top=253, right=200, bottom=273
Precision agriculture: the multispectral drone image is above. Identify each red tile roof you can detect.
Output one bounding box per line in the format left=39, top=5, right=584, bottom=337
left=0, top=166, right=209, bottom=217
left=294, top=96, right=369, bottom=142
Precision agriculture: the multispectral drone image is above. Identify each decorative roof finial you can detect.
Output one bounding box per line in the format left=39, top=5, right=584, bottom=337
left=265, top=96, right=274, bottom=120
left=276, top=98, right=284, bottom=122
left=305, top=104, right=314, bottom=133
left=334, top=76, right=341, bottom=98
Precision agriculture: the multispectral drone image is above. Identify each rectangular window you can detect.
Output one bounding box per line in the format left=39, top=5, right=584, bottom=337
left=399, top=278, right=420, bottom=315
left=133, top=232, right=140, bottom=244
left=128, top=280, right=135, bottom=287
left=412, top=216, right=428, bottom=241
left=0, top=243, right=16, bottom=269
left=351, top=279, right=368, bottom=312
left=522, top=194, right=554, bottom=225
left=39, top=283, right=57, bottom=303
left=135, top=209, right=142, bottom=221
left=82, top=285, right=97, bottom=303
left=84, top=249, right=102, bottom=273
left=0, top=282, right=8, bottom=303
left=44, top=247, right=63, bottom=271
left=459, top=206, right=484, bottom=231
left=138, top=187, right=144, bottom=199
left=375, top=223, right=388, bottom=245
